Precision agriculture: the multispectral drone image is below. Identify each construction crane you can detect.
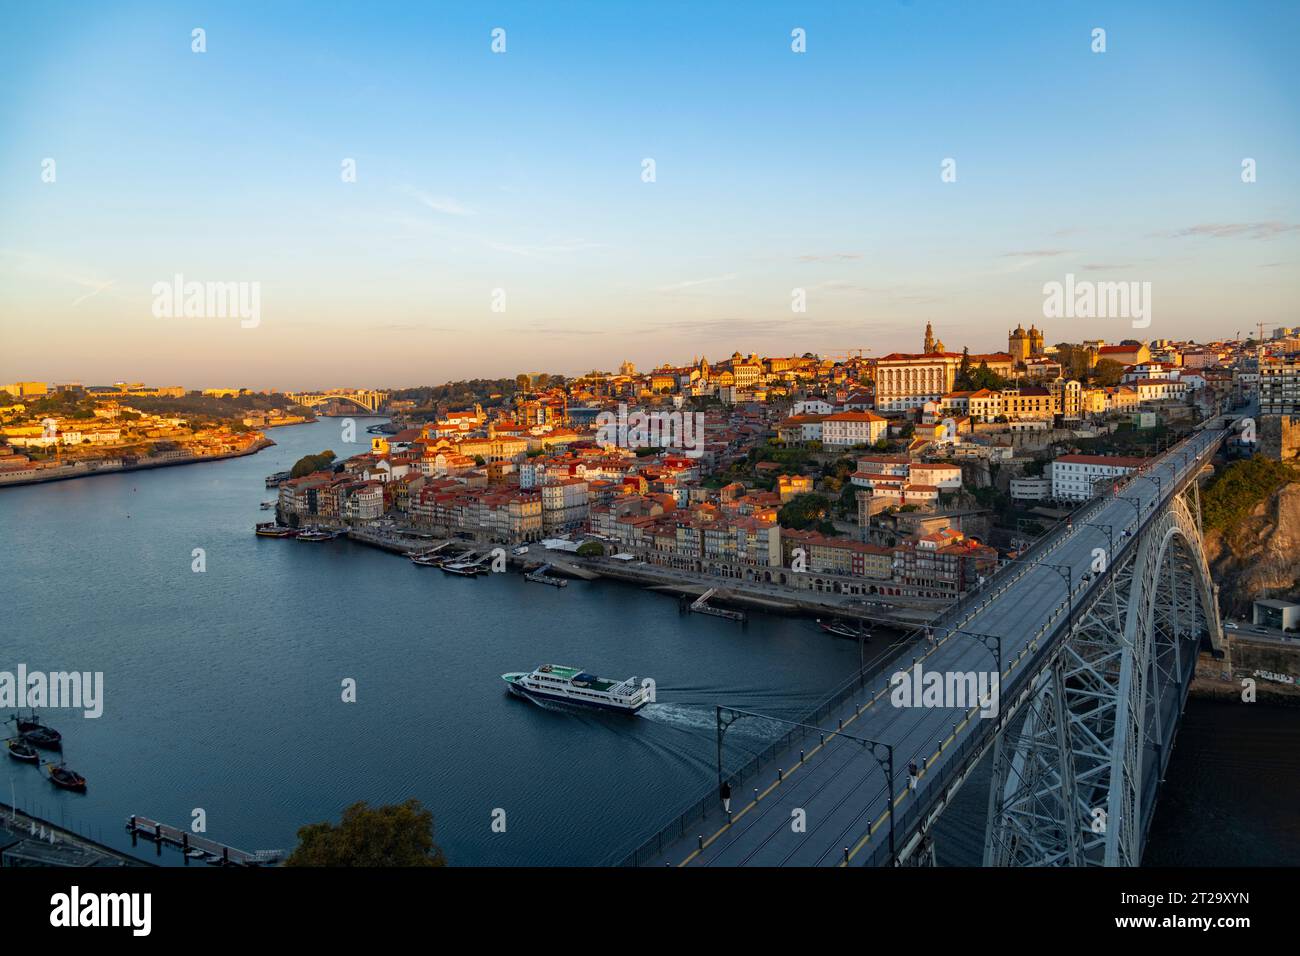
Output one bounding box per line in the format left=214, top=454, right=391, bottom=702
left=825, top=347, right=871, bottom=362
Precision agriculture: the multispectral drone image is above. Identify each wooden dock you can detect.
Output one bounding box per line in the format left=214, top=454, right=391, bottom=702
left=125, top=815, right=282, bottom=866
left=689, top=587, right=747, bottom=622
left=524, top=564, right=568, bottom=587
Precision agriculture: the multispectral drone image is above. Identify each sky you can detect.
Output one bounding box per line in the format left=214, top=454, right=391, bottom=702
left=1, top=1, right=1297, bottom=391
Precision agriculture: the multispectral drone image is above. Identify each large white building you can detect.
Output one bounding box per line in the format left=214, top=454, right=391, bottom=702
left=873, top=353, right=962, bottom=412
left=1050, top=454, right=1147, bottom=501
left=821, top=410, right=888, bottom=447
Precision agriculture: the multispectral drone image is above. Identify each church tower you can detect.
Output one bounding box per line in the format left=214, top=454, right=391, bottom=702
left=1029, top=324, right=1045, bottom=355
left=1009, top=324, right=1030, bottom=362
left=923, top=322, right=937, bottom=354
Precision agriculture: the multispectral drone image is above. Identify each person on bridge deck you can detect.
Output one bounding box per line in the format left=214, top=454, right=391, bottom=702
left=908, top=762, right=919, bottom=791
left=720, top=780, right=731, bottom=814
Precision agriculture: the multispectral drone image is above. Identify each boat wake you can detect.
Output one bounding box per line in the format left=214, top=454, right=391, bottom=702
left=638, top=703, right=787, bottom=741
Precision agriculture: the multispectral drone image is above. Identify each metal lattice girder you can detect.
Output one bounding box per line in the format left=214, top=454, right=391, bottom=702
left=985, top=487, right=1223, bottom=866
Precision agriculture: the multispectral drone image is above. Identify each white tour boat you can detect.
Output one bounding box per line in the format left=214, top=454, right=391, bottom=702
left=501, top=664, right=650, bottom=714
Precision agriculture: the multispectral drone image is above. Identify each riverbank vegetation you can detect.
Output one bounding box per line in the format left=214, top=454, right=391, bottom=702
left=1203, top=455, right=1300, bottom=534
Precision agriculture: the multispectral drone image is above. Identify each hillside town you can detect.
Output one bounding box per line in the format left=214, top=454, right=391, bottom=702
left=6, top=327, right=1297, bottom=610
left=242, top=326, right=1295, bottom=609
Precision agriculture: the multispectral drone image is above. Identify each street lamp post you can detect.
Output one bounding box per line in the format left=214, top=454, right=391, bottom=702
left=861, top=739, right=897, bottom=866
left=945, top=627, right=1003, bottom=676
left=1039, top=561, right=1074, bottom=631
left=1138, top=472, right=1163, bottom=500
left=1078, top=521, right=1115, bottom=561
left=1118, top=496, right=1142, bottom=529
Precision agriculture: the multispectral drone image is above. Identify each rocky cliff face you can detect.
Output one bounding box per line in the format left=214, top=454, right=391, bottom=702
left=1203, top=482, right=1300, bottom=616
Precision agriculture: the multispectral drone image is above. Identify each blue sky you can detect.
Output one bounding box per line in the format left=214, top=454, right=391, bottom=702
left=1, top=1, right=1297, bottom=389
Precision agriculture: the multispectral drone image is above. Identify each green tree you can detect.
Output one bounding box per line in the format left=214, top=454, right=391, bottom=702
left=290, top=450, right=336, bottom=478
left=778, top=493, right=833, bottom=530
left=1092, top=358, right=1125, bottom=387
left=577, top=541, right=605, bottom=557
left=954, top=348, right=974, bottom=389
left=285, top=799, right=447, bottom=867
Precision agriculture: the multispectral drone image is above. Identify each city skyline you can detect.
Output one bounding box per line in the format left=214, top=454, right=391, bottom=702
left=3, top=1, right=1299, bottom=389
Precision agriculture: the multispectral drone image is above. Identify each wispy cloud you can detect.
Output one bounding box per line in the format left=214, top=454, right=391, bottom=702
left=71, top=278, right=116, bottom=307
left=654, top=273, right=737, bottom=293
left=795, top=253, right=863, bottom=263
left=365, top=322, right=459, bottom=333
left=999, top=249, right=1069, bottom=258
left=486, top=238, right=605, bottom=260
left=401, top=185, right=475, bottom=217
left=1159, top=222, right=1299, bottom=240
left=0, top=249, right=122, bottom=305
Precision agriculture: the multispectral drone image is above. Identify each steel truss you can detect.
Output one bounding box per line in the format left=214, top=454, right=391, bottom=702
left=983, top=488, right=1224, bottom=866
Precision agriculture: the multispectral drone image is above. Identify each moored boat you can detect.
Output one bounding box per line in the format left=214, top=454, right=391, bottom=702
left=440, top=561, right=482, bottom=576
left=10, top=712, right=61, bottom=748
left=45, top=762, right=87, bottom=791
left=6, top=737, right=39, bottom=763
left=255, top=522, right=298, bottom=538
left=817, top=618, right=869, bottom=639
left=409, top=553, right=444, bottom=567
left=296, top=528, right=343, bottom=542
left=502, top=664, right=650, bottom=714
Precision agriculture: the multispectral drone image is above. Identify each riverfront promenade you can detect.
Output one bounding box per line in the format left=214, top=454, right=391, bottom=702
left=341, top=524, right=944, bottom=626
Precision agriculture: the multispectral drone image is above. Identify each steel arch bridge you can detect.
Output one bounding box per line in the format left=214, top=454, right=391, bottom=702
left=286, top=389, right=389, bottom=413
left=981, top=481, right=1223, bottom=866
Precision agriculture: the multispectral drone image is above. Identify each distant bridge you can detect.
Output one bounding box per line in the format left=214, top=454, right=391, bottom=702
left=285, top=389, right=390, bottom=413
left=623, top=416, right=1247, bottom=867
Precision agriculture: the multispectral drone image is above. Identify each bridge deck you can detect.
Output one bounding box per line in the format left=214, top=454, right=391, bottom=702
left=634, top=428, right=1227, bottom=867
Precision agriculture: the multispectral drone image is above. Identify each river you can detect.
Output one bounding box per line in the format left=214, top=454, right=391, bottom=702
left=1, top=418, right=1292, bottom=865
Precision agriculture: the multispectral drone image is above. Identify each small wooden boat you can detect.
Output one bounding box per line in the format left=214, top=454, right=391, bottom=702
left=440, top=562, right=483, bottom=576
left=10, top=712, right=61, bottom=748
left=409, top=553, right=444, bottom=567
left=6, top=737, right=39, bottom=763
left=45, top=762, right=87, bottom=791
left=296, top=528, right=342, bottom=542
left=20, top=726, right=62, bottom=749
